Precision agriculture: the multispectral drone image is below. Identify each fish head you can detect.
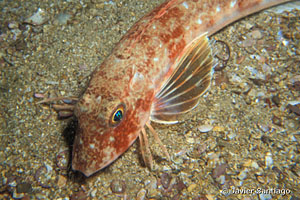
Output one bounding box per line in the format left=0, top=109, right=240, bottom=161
left=72, top=64, right=154, bottom=177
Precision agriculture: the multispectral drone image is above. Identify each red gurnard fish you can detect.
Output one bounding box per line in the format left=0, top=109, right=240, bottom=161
left=72, top=0, right=293, bottom=176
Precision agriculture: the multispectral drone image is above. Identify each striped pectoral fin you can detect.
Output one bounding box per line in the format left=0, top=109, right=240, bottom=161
left=150, top=34, right=213, bottom=124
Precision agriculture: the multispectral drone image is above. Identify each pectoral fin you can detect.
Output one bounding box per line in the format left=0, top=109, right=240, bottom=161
left=151, top=34, right=213, bottom=124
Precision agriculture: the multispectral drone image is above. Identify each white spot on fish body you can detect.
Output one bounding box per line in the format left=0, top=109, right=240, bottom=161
left=197, top=18, right=202, bottom=24
left=102, top=146, right=115, bottom=162
left=96, top=95, right=102, bottom=104
left=216, top=6, right=221, bottom=13
left=89, top=143, right=95, bottom=149
left=130, top=71, right=144, bottom=89
left=230, top=0, right=237, bottom=8
left=109, top=136, right=115, bottom=142
left=182, top=2, right=189, bottom=9
left=185, top=26, right=190, bottom=30
left=154, top=57, right=159, bottom=62
left=91, top=126, right=97, bottom=131
left=152, top=25, right=156, bottom=29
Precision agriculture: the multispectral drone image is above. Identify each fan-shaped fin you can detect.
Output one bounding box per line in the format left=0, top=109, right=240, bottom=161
left=150, top=34, right=213, bottom=124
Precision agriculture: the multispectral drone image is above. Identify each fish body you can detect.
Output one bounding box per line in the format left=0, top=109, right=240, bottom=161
left=72, top=0, right=292, bottom=176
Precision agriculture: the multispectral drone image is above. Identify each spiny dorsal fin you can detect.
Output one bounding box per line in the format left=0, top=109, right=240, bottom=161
left=150, top=34, right=213, bottom=124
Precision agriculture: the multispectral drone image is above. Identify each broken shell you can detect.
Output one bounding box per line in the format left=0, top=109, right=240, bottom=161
left=25, top=8, right=48, bottom=25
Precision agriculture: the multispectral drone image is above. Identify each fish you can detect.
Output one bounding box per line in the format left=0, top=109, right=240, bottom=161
left=71, top=0, right=293, bottom=176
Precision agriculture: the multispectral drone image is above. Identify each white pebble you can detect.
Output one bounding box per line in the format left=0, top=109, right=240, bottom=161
left=265, top=152, right=273, bottom=168
left=259, top=193, right=272, bottom=200
left=238, top=168, right=248, bottom=180
left=198, top=124, right=213, bottom=133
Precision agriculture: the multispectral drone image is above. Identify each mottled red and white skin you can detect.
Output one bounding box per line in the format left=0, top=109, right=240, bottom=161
left=72, top=0, right=292, bottom=176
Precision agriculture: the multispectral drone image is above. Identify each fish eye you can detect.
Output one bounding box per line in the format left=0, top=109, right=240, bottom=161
left=110, top=104, right=125, bottom=126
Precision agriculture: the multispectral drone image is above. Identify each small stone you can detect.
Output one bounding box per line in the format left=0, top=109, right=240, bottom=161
left=272, top=115, right=282, bottom=126
left=259, top=193, right=272, bottom=200
left=110, top=180, right=126, bottom=194
left=238, top=168, right=248, bottom=180
left=256, top=175, right=265, bottom=184
left=8, top=21, right=19, bottom=29
left=291, top=163, right=300, bottom=177
left=271, top=95, right=280, bottom=107
left=257, top=123, right=270, bottom=133
left=265, top=152, right=273, bottom=168
left=56, top=13, right=71, bottom=25
left=227, top=132, right=237, bottom=139
left=145, top=177, right=157, bottom=190
left=261, top=135, right=273, bottom=144
left=56, top=150, right=69, bottom=170
left=136, top=189, right=147, bottom=200
left=287, top=104, right=300, bottom=116
left=186, top=137, right=195, bottom=143
left=250, top=30, right=263, bottom=39
left=198, top=124, right=213, bottom=133
left=160, top=173, right=171, bottom=189
left=217, top=175, right=226, bottom=185
left=90, top=189, right=97, bottom=198
left=212, top=163, right=227, bottom=179
left=16, top=182, right=32, bottom=193
left=187, top=184, right=197, bottom=192
left=251, top=161, right=259, bottom=169
left=70, top=190, right=88, bottom=200
left=213, top=126, right=225, bottom=132
left=57, top=175, right=67, bottom=188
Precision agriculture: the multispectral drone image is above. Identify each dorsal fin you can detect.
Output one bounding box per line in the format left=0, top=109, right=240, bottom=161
left=150, top=34, right=213, bottom=124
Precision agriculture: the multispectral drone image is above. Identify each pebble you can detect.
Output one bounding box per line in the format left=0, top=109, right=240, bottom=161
left=110, top=180, right=126, bottom=194
left=198, top=124, right=213, bottom=133
left=213, top=126, right=225, bottom=132
left=291, top=163, right=300, bottom=177
left=265, top=152, right=273, bottom=168
left=56, top=150, right=69, bottom=170
left=136, top=189, right=147, bottom=200
left=187, top=184, right=197, bottom=192
left=218, top=175, right=226, bottom=185
left=160, top=173, right=171, bottom=189
left=70, top=190, right=88, bottom=200
left=238, top=168, right=248, bottom=180
left=90, top=189, right=97, bottom=198
left=271, top=95, right=280, bottom=106
left=227, top=132, right=237, bottom=139
left=8, top=21, right=19, bottom=29
left=16, top=182, right=32, bottom=193
left=272, top=115, right=282, bottom=126
left=257, top=123, right=270, bottom=133
left=56, top=13, right=72, bottom=25
left=145, top=177, right=157, bottom=190
left=212, top=163, right=227, bottom=179
left=25, top=8, right=47, bottom=25
left=250, top=29, right=263, bottom=39
left=186, top=137, right=195, bottom=143
left=287, top=100, right=300, bottom=106
left=57, top=175, right=67, bottom=188
left=259, top=193, right=272, bottom=200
